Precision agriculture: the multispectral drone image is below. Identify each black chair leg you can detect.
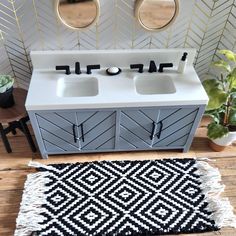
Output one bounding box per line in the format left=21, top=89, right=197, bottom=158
left=19, top=119, right=37, bottom=153
left=0, top=123, right=12, bottom=153
left=9, top=122, right=17, bottom=135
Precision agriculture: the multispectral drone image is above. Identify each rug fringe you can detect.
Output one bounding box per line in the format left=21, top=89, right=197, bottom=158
left=196, top=160, right=236, bottom=228
left=28, top=161, right=56, bottom=171
left=14, top=172, right=49, bottom=236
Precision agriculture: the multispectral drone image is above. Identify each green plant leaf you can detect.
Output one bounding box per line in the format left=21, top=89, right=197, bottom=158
left=207, top=122, right=229, bottom=139
left=205, top=107, right=226, bottom=124
left=229, top=109, right=236, bottom=125
left=231, top=88, right=236, bottom=93
left=0, top=75, right=14, bottom=93
left=231, top=68, right=236, bottom=77
left=228, top=68, right=236, bottom=90
left=211, top=60, right=231, bottom=72
left=202, top=79, right=228, bottom=110
left=203, top=79, right=220, bottom=93
left=228, top=75, right=236, bottom=90
left=231, top=93, right=236, bottom=108
left=205, top=110, right=220, bottom=123
left=219, top=50, right=236, bottom=62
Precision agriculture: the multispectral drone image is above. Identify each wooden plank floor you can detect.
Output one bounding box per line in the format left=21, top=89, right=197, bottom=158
left=0, top=118, right=236, bottom=236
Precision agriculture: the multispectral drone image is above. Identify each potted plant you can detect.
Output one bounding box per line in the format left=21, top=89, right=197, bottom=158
left=203, top=50, right=236, bottom=151
left=0, top=75, right=15, bottom=108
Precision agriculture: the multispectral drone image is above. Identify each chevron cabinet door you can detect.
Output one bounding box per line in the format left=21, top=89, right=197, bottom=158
left=76, top=110, right=117, bottom=151
left=118, top=109, right=160, bottom=150
left=152, top=107, right=199, bottom=148
left=34, top=110, right=117, bottom=154
left=35, top=111, right=80, bottom=153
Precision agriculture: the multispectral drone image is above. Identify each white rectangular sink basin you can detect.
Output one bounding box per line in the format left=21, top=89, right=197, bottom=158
left=57, top=77, right=98, bottom=97
left=134, top=74, right=176, bottom=95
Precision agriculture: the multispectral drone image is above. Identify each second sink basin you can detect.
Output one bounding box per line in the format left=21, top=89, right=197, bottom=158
left=57, top=77, right=98, bottom=97
left=134, top=74, right=176, bottom=95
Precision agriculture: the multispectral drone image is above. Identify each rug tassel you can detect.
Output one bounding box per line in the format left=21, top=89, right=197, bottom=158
left=196, top=160, right=236, bottom=228
left=28, top=161, right=56, bottom=171
left=14, top=172, right=49, bottom=236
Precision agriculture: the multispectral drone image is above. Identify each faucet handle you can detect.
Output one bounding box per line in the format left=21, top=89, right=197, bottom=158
left=158, top=63, right=173, bottom=73
left=87, top=64, right=100, bottom=74
left=130, top=64, right=144, bottom=73
left=55, top=65, right=71, bottom=75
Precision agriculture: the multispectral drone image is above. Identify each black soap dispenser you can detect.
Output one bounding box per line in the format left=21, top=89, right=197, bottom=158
left=178, top=52, right=188, bottom=73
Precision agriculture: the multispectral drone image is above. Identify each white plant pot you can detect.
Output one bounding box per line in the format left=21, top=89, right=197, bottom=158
left=211, top=131, right=236, bottom=146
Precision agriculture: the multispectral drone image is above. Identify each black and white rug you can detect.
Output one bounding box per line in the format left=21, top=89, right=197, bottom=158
left=15, top=158, right=236, bottom=235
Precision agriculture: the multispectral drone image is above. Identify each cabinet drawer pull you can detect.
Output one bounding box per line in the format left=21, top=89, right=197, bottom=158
left=80, top=123, right=85, bottom=142
left=150, top=122, right=157, bottom=140
left=72, top=124, right=85, bottom=143
left=157, top=121, right=163, bottom=139
left=72, top=124, right=77, bottom=143
left=150, top=121, right=163, bottom=140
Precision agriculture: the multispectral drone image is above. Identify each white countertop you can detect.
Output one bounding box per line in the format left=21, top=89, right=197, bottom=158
left=26, top=49, right=208, bottom=111
left=26, top=67, right=208, bottom=111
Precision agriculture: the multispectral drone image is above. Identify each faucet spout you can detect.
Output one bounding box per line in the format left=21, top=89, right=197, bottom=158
left=148, top=60, right=157, bottom=73
left=75, top=62, right=81, bottom=74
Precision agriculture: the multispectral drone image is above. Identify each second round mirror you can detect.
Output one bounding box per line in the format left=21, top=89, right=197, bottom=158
left=56, top=0, right=100, bottom=30
left=135, top=0, right=179, bottom=31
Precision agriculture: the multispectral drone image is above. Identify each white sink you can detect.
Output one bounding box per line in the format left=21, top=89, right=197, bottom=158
left=57, top=77, right=98, bottom=97
left=134, top=74, right=176, bottom=95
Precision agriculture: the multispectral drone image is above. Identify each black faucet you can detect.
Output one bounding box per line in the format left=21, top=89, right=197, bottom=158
left=87, top=64, right=100, bottom=74
left=55, top=65, right=71, bottom=75
left=158, top=63, right=173, bottom=73
left=75, top=62, right=81, bottom=74
left=148, top=60, right=157, bottom=73
left=130, top=64, right=144, bottom=73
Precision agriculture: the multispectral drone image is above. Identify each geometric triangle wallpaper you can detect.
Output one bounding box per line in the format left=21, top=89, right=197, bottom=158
left=0, top=0, right=235, bottom=89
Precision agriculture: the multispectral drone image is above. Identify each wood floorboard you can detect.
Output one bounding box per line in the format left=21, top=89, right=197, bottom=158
left=0, top=118, right=236, bottom=236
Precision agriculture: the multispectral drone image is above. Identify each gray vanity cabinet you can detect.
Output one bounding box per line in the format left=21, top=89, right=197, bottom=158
left=29, top=105, right=205, bottom=158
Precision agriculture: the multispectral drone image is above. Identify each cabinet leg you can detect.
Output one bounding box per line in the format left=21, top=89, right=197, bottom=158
left=0, top=123, right=12, bottom=153
left=42, top=153, right=49, bottom=159
left=183, top=146, right=189, bottom=153
left=19, top=119, right=37, bottom=153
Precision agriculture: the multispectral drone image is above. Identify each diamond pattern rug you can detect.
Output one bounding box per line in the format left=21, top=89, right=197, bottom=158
left=15, top=158, right=236, bottom=235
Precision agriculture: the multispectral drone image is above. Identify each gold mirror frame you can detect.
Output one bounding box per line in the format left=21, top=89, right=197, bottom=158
left=135, top=0, right=179, bottom=32
left=55, top=0, right=100, bottom=30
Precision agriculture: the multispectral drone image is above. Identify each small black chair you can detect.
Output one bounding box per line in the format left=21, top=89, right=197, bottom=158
left=0, top=88, right=37, bottom=153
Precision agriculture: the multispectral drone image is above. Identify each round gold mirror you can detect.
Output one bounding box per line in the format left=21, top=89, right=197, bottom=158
left=56, top=0, right=100, bottom=30
left=135, top=0, right=179, bottom=31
